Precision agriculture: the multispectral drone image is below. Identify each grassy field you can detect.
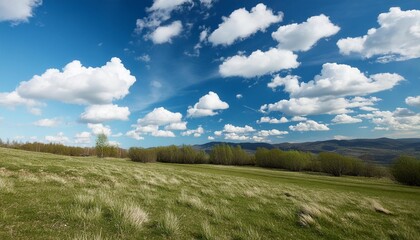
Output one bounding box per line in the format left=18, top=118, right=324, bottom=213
left=0, top=147, right=419, bottom=239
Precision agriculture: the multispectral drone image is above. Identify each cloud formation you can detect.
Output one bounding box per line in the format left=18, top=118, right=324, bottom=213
left=0, top=0, right=42, bottom=22
left=272, top=14, right=340, bottom=51
left=16, top=58, right=136, bottom=105
left=219, top=48, right=299, bottom=78
left=187, top=91, right=229, bottom=118
left=80, top=104, right=130, bottom=123
left=337, top=7, right=420, bottom=62
left=289, top=120, right=329, bottom=131
left=150, top=20, right=183, bottom=44
left=208, top=3, right=282, bottom=46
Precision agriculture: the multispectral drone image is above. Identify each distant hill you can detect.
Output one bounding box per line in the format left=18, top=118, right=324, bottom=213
left=195, top=138, right=420, bottom=165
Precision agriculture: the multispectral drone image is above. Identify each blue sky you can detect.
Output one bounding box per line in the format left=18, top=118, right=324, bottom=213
left=0, top=0, right=419, bottom=148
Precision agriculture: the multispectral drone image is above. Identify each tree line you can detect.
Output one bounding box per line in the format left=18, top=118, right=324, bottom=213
left=0, top=136, right=128, bottom=158
left=128, top=144, right=420, bottom=186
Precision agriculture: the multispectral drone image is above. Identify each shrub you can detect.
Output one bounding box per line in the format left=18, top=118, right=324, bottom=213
left=209, top=144, right=252, bottom=165
left=391, top=156, right=420, bottom=186
left=318, top=152, right=352, bottom=176
left=128, top=147, right=157, bottom=163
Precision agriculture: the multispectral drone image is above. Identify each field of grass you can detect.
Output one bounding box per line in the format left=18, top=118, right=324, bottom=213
left=1, top=147, right=419, bottom=239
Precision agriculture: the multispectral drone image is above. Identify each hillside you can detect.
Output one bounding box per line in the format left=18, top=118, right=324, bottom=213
left=195, top=138, right=420, bottom=164
left=1, top=147, right=420, bottom=239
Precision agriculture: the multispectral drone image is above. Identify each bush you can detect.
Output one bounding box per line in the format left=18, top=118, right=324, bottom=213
left=128, top=147, right=157, bottom=163
left=391, top=156, right=420, bottom=186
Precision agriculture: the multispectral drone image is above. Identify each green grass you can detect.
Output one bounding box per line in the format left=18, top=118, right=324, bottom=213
left=0, top=147, right=419, bottom=239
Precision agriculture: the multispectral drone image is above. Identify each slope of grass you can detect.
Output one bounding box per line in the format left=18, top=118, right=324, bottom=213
left=0, top=147, right=419, bottom=239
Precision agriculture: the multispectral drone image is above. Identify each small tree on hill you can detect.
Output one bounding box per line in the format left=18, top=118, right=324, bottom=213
left=96, top=133, right=108, bottom=158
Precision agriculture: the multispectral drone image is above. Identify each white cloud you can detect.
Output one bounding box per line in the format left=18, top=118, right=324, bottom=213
left=165, top=122, right=187, bottom=130
left=151, top=130, right=175, bottom=137
left=236, top=94, right=243, bottom=99
left=337, top=7, right=420, bottom=62
left=224, top=133, right=249, bottom=141
left=331, top=114, right=362, bottom=124
left=0, top=0, right=42, bottom=23
left=208, top=136, right=215, bottom=140
left=16, top=58, right=136, bottom=105
left=257, top=116, right=288, bottom=124
left=275, top=63, right=404, bottom=98
left=208, top=3, right=282, bottom=46
left=45, top=132, right=69, bottom=144
left=182, top=126, right=204, bottom=137
left=150, top=20, right=183, bottom=44
left=272, top=14, right=340, bottom=51
left=214, top=130, right=222, bottom=136
left=33, top=118, right=59, bottom=127
left=358, top=108, right=420, bottom=131
left=129, top=107, right=185, bottom=138
left=261, top=97, right=379, bottom=116
left=268, top=75, right=299, bottom=91
left=112, top=132, right=123, bottom=137
left=200, top=0, right=215, bottom=8
left=187, top=91, right=229, bottom=117
left=219, top=48, right=299, bottom=78
left=257, top=129, right=288, bottom=137
left=138, top=107, right=183, bottom=126
left=333, top=135, right=352, bottom=140
left=223, top=124, right=255, bottom=133
left=80, top=104, right=130, bottom=123
left=74, top=132, right=92, bottom=144
left=406, top=96, right=420, bottom=107
left=126, top=130, right=144, bottom=140
left=291, top=116, right=307, bottom=122
left=289, top=120, right=330, bottom=132
left=149, top=0, right=191, bottom=12
left=0, top=91, right=41, bottom=113
left=87, top=123, right=111, bottom=136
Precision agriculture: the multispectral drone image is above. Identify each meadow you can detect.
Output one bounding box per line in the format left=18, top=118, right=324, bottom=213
left=0, top=147, right=419, bottom=239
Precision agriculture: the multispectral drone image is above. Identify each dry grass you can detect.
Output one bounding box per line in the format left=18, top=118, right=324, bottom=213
left=370, top=199, right=392, bottom=215
left=120, top=203, right=149, bottom=229
left=159, top=211, right=180, bottom=236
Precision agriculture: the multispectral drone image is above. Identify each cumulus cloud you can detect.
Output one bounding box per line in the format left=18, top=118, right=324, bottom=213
left=74, top=132, right=92, bottom=144
left=257, top=129, right=288, bottom=137
left=406, top=96, right=420, bottom=107
left=45, top=132, right=69, bottom=144
left=236, top=94, right=243, bottom=99
left=257, top=116, right=288, bottom=124
left=358, top=108, right=420, bottom=131
left=289, top=120, right=329, bottom=131
left=219, top=48, right=299, bottom=78
left=126, top=130, right=144, bottom=140
left=261, top=96, right=379, bottom=116
left=224, top=133, right=249, bottom=141
left=331, top=114, right=362, bottom=124
left=268, top=75, right=299, bottom=91
left=87, top=123, right=112, bottom=136
left=165, top=122, right=187, bottom=130
left=208, top=3, right=282, bottom=46
left=80, top=104, right=130, bottom=123
left=181, top=126, right=204, bottom=137
left=129, top=107, right=186, bottom=138
left=187, top=91, right=229, bottom=117
left=150, top=20, right=183, bottom=44
left=274, top=63, right=404, bottom=98
left=33, top=118, right=59, bottom=127
left=16, top=58, right=136, bottom=105
left=223, top=124, right=255, bottom=133
left=139, top=107, right=183, bottom=126
left=0, top=0, right=42, bottom=23
left=337, top=7, right=420, bottom=62
left=0, top=91, right=41, bottom=113
left=272, top=14, right=340, bottom=51
left=149, top=0, right=191, bottom=12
